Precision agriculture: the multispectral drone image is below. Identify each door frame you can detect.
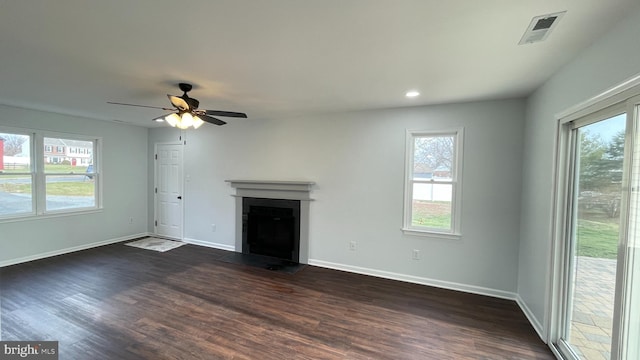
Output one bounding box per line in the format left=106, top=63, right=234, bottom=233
left=551, top=104, right=627, bottom=359
left=549, top=74, right=640, bottom=359
left=153, top=142, right=184, bottom=240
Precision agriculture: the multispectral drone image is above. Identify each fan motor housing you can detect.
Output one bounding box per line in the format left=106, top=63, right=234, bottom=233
left=179, top=83, right=193, bottom=93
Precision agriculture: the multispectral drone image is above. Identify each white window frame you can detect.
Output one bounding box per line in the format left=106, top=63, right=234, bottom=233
left=402, top=128, right=464, bottom=238
left=0, top=126, right=102, bottom=222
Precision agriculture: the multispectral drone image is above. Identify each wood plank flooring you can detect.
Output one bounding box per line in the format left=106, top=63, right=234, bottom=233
left=0, top=242, right=554, bottom=359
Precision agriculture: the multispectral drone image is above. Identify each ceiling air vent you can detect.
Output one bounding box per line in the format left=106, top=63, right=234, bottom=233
left=519, top=11, right=566, bottom=45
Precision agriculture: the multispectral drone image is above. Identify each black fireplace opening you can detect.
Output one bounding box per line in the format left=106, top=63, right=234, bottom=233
left=242, top=197, right=301, bottom=263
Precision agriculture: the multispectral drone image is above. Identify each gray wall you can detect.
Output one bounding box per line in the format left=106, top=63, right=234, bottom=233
left=149, top=99, right=525, bottom=295
left=0, top=105, right=148, bottom=264
left=518, top=5, right=640, bottom=337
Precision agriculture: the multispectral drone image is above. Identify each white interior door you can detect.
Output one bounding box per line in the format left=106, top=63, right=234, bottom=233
left=155, top=143, right=183, bottom=239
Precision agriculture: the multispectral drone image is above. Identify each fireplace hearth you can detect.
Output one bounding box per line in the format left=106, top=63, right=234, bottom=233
left=227, top=180, right=315, bottom=264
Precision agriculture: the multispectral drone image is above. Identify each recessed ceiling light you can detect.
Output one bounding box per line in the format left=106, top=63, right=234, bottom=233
left=406, top=91, right=420, bottom=98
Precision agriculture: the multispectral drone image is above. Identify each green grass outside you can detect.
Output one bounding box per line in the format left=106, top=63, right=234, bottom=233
left=0, top=182, right=32, bottom=194
left=412, top=214, right=451, bottom=229
left=0, top=165, right=88, bottom=176
left=411, top=200, right=452, bottom=230
left=576, top=219, right=619, bottom=259
left=0, top=168, right=30, bottom=178
left=0, top=182, right=94, bottom=196
left=45, top=164, right=89, bottom=173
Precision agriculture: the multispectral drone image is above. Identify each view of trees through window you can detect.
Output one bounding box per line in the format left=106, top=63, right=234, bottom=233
left=409, top=133, right=457, bottom=232
left=577, top=116, right=626, bottom=259
left=566, top=113, right=626, bottom=360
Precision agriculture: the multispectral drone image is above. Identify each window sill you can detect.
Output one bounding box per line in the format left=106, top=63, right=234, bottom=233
left=401, top=228, right=462, bottom=240
left=0, top=208, right=103, bottom=224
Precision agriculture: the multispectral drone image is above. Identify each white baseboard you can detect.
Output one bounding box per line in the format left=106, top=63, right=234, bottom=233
left=516, top=294, right=546, bottom=342
left=307, top=259, right=517, bottom=301
left=182, top=237, right=235, bottom=252
left=0, top=232, right=150, bottom=268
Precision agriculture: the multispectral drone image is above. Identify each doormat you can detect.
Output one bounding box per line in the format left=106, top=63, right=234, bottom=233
left=125, top=237, right=186, bottom=252
left=218, top=253, right=306, bottom=274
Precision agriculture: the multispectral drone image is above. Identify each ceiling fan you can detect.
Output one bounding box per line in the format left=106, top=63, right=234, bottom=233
left=108, top=83, right=247, bottom=129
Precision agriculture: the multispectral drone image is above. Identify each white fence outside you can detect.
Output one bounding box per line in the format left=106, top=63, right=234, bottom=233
left=1, top=156, right=30, bottom=170
left=413, top=183, right=452, bottom=201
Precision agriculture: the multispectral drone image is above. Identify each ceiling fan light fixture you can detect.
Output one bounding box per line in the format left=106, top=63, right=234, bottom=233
left=109, top=83, right=247, bottom=129
left=192, top=116, right=205, bottom=129
left=165, top=113, right=180, bottom=127
left=164, top=112, right=204, bottom=129
left=180, top=112, right=194, bottom=128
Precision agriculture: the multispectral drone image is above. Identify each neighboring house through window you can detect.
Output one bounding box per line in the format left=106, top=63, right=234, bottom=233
left=0, top=127, right=100, bottom=219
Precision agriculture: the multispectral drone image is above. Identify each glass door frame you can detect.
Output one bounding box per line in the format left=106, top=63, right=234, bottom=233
left=550, top=86, right=640, bottom=360
left=617, top=94, right=640, bottom=360
left=553, top=104, right=627, bottom=360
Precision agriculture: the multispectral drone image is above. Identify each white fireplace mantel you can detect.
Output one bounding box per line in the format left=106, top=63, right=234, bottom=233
left=226, top=180, right=315, bottom=264
left=225, top=180, right=315, bottom=201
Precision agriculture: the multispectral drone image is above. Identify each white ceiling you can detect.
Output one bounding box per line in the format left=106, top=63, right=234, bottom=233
left=0, top=0, right=638, bottom=127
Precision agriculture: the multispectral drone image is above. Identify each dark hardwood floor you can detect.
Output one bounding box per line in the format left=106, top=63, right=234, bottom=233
left=1, top=242, right=554, bottom=359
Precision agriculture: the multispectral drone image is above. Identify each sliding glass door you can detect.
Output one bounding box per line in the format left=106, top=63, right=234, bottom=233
left=554, top=95, right=640, bottom=360
left=559, top=111, right=626, bottom=359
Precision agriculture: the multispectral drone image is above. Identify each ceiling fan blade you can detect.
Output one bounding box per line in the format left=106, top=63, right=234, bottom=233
left=107, top=101, right=173, bottom=111
left=186, top=97, right=199, bottom=110
left=199, top=114, right=227, bottom=126
left=204, top=110, right=247, bottom=118
left=168, top=95, right=190, bottom=111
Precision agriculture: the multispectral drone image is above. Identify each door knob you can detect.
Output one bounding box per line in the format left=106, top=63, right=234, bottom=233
left=177, top=196, right=182, bottom=200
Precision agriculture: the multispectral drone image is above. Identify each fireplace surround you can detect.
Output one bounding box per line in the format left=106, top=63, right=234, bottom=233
left=226, top=180, right=314, bottom=264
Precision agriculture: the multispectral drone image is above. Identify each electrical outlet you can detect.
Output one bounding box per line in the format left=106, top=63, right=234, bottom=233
left=412, top=249, right=420, bottom=260
left=211, top=224, right=216, bottom=232
left=349, top=241, right=357, bottom=251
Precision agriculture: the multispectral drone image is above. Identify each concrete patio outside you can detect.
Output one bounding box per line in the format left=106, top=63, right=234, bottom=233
left=570, top=256, right=616, bottom=360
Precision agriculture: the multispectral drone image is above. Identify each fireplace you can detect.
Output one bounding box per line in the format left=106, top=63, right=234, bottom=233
left=227, top=180, right=314, bottom=264
left=243, top=197, right=300, bottom=262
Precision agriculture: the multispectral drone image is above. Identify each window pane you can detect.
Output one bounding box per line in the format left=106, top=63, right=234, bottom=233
left=412, top=183, right=452, bottom=229
left=44, top=137, right=93, bottom=173
left=1, top=132, right=31, bottom=171
left=45, top=174, right=95, bottom=211
left=414, top=135, right=454, bottom=180
left=0, top=175, right=33, bottom=216
left=1, top=132, right=32, bottom=217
